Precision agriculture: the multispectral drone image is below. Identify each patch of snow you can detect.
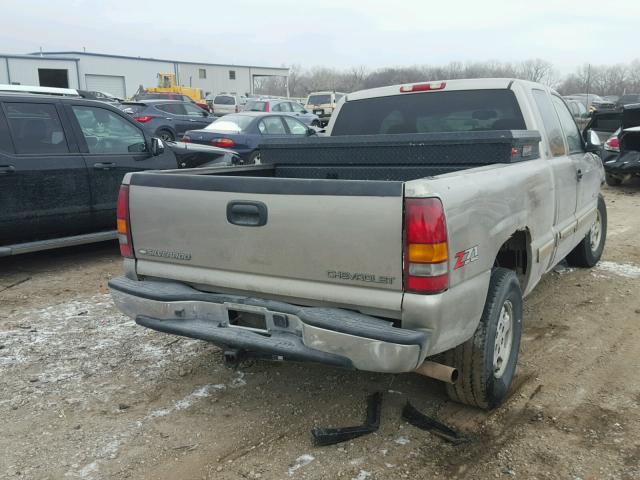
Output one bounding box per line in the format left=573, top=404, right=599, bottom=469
left=596, top=261, right=640, bottom=279
left=352, top=470, right=371, bottom=480
left=148, top=383, right=225, bottom=418
left=288, top=454, right=314, bottom=476
left=394, top=436, right=410, bottom=445
left=387, top=389, right=403, bottom=395
left=77, top=461, right=98, bottom=478
left=231, top=370, right=246, bottom=387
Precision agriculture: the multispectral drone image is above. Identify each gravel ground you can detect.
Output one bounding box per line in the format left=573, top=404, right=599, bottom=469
left=1, top=184, right=639, bottom=480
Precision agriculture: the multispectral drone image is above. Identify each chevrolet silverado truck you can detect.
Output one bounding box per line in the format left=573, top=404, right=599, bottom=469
left=109, top=79, right=607, bottom=409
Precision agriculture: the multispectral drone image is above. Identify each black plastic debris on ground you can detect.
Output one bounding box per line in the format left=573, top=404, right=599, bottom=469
left=402, top=401, right=468, bottom=445
left=312, top=392, right=382, bottom=446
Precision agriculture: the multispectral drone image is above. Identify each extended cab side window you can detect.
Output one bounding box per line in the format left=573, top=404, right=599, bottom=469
left=72, top=106, right=147, bottom=154
left=532, top=90, right=566, bottom=157
left=4, top=102, right=69, bottom=154
left=551, top=95, right=584, bottom=154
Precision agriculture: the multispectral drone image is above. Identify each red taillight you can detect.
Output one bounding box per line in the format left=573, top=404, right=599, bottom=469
left=604, top=136, right=619, bottom=152
left=116, top=185, right=134, bottom=258
left=212, top=138, right=235, bottom=148
left=400, top=82, right=446, bottom=93
left=182, top=135, right=191, bottom=143
left=134, top=115, right=153, bottom=123
left=264, top=102, right=270, bottom=112
left=404, top=198, right=448, bottom=294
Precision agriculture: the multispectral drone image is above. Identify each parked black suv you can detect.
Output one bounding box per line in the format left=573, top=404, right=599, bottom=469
left=0, top=93, right=237, bottom=256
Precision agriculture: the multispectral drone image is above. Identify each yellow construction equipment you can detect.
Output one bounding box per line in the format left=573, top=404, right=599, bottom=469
left=146, top=73, right=204, bottom=102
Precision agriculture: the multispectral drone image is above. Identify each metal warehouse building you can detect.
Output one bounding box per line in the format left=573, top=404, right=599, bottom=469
left=0, top=51, right=289, bottom=99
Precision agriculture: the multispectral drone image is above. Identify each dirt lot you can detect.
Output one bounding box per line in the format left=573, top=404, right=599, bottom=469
left=1, top=184, right=639, bottom=480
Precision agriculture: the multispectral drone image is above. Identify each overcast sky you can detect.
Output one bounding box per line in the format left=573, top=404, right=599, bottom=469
left=2, top=0, right=638, bottom=74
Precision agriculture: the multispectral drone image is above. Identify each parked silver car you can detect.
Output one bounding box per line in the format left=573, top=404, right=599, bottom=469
left=244, top=98, right=321, bottom=126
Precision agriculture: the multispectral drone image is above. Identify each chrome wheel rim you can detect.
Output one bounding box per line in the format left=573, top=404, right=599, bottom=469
left=590, top=209, right=602, bottom=253
left=160, top=133, right=173, bottom=142
left=493, top=300, right=514, bottom=379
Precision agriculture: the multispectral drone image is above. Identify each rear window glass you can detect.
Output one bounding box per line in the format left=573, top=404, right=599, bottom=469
left=206, top=114, right=253, bottom=132
left=214, top=95, right=235, bottom=105
left=245, top=100, right=268, bottom=112
left=332, top=89, right=526, bottom=136
left=4, top=102, right=69, bottom=154
left=307, top=94, right=331, bottom=105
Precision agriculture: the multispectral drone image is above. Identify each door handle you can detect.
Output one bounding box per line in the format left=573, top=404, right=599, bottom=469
left=93, top=162, right=117, bottom=170
left=226, top=201, right=268, bottom=227
left=0, top=165, right=15, bottom=175
left=577, top=169, right=583, bottom=181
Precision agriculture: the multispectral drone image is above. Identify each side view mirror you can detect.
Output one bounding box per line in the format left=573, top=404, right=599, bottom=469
left=306, top=128, right=317, bottom=136
left=151, top=137, right=165, bottom=156
left=584, top=129, right=601, bottom=153
left=202, top=110, right=209, bottom=117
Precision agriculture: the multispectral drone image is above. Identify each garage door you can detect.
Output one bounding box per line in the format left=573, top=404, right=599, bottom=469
left=84, top=74, right=126, bottom=99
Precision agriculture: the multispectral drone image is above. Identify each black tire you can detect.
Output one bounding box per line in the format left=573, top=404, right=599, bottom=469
left=156, top=129, right=175, bottom=142
left=566, top=194, right=607, bottom=268
left=605, top=173, right=622, bottom=186
left=248, top=150, right=261, bottom=165
left=444, top=268, right=523, bottom=410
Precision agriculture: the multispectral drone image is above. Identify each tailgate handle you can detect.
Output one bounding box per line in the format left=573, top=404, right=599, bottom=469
left=226, top=201, right=268, bottom=227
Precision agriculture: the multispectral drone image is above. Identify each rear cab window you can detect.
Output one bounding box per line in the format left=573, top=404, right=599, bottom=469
left=3, top=102, right=69, bottom=154
left=332, top=89, right=526, bottom=136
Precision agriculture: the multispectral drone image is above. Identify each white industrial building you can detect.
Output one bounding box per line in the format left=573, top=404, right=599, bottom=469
left=0, top=51, right=289, bottom=99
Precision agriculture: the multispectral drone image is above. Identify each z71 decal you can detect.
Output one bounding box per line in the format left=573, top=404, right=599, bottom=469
left=454, top=245, right=479, bottom=270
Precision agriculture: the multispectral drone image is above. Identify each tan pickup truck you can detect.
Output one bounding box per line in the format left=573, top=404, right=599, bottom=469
left=110, top=78, right=606, bottom=409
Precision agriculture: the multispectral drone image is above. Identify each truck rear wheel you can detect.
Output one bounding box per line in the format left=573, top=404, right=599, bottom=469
left=444, top=268, right=523, bottom=410
left=566, top=194, right=607, bottom=268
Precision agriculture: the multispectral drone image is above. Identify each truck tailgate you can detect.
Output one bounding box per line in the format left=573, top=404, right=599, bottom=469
left=127, top=174, right=404, bottom=316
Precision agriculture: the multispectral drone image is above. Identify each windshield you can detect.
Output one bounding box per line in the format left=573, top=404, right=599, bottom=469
left=214, top=95, right=235, bottom=105
left=206, top=114, right=253, bottom=132
left=307, top=94, right=331, bottom=105
left=245, top=100, right=268, bottom=112
left=332, top=89, right=525, bottom=135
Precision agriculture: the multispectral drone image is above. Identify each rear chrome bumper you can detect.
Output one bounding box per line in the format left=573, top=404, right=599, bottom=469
left=108, top=277, right=431, bottom=373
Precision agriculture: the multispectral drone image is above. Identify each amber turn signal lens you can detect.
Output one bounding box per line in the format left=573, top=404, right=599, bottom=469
left=408, top=242, right=448, bottom=263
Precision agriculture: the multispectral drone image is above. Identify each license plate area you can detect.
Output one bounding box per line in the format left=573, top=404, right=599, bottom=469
left=228, top=309, right=268, bottom=332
